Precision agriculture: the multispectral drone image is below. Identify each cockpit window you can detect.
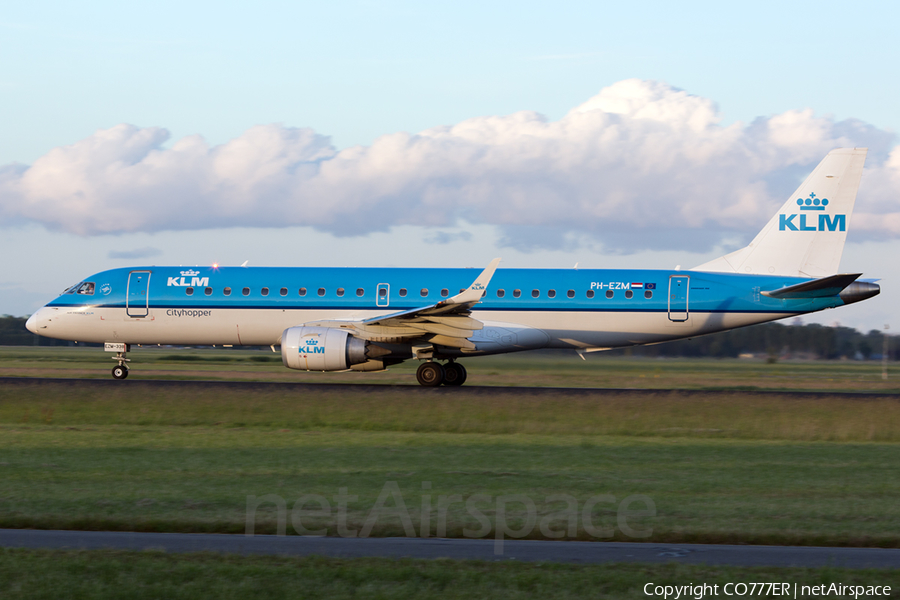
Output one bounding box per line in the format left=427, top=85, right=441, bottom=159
left=76, top=282, right=95, bottom=295
left=63, top=283, right=80, bottom=295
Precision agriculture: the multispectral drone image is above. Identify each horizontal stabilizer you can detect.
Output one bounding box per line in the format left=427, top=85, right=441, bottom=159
left=761, top=273, right=861, bottom=299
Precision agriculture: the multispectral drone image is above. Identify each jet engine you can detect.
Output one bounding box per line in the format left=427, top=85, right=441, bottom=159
left=281, top=326, right=387, bottom=371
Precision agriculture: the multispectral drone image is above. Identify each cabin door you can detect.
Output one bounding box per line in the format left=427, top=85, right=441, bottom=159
left=127, top=271, right=151, bottom=318
left=667, top=275, right=689, bottom=322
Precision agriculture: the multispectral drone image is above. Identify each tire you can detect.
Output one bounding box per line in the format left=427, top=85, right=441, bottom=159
left=442, top=362, right=467, bottom=386
left=112, top=365, right=129, bottom=380
left=416, top=362, right=444, bottom=387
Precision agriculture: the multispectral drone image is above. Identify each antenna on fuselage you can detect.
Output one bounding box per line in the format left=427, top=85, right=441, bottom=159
left=241, top=260, right=249, bottom=267
left=573, top=262, right=579, bottom=270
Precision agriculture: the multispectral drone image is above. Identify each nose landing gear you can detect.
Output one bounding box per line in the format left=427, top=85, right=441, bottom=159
left=112, top=364, right=129, bottom=380
left=415, top=361, right=467, bottom=387
left=106, top=343, right=131, bottom=380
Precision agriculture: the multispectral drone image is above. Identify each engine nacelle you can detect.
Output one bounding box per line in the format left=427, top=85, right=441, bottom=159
left=281, top=327, right=369, bottom=371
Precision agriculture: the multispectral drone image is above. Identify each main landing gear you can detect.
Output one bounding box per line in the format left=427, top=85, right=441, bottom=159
left=416, top=361, right=467, bottom=387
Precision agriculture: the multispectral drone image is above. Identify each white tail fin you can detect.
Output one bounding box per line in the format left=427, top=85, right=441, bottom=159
left=694, top=148, right=867, bottom=277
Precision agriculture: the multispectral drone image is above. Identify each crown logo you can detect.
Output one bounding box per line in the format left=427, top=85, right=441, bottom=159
left=180, top=269, right=200, bottom=277
left=305, top=339, right=319, bottom=345
left=796, top=193, right=828, bottom=211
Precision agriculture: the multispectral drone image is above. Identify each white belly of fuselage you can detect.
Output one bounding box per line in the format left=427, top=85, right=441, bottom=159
left=33, top=306, right=793, bottom=352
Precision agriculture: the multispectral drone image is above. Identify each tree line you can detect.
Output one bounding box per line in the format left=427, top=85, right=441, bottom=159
left=0, top=314, right=893, bottom=359
left=617, top=321, right=892, bottom=360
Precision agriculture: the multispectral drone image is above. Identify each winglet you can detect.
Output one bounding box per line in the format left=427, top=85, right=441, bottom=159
left=441, top=258, right=501, bottom=306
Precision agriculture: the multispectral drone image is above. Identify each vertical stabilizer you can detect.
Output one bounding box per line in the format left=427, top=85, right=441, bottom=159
left=694, top=148, right=867, bottom=277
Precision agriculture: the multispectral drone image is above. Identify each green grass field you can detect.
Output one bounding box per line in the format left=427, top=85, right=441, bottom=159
left=2, top=351, right=898, bottom=596
left=1, top=378, right=898, bottom=546
left=1, top=346, right=899, bottom=391
left=1, top=549, right=897, bottom=600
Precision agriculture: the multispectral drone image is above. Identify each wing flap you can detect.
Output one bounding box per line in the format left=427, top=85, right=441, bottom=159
left=426, top=334, right=476, bottom=350
left=407, top=322, right=475, bottom=338
left=424, top=315, right=484, bottom=330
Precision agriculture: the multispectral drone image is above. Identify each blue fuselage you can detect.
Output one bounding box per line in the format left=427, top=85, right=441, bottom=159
left=32, top=265, right=847, bottom=351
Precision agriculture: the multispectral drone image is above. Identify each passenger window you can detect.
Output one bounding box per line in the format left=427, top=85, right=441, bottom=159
left=77, top=282, right=95, bottom=295
left=644, top=290, right=653, bottom=299
left=625, top=290, right=633, bottom=299
left=606, top=290, right=614, bottom=299
left=459, top=289, right=466, bottom=294
left=242, top=288, right=250, bottom=296
left=547, top=289, right=556, bottom=298
left=261, top=287, right=269, bottom=296
left=399, top=288, right=407, bottom=297
left=441, top=289, right=449, bottom=297
left=513, top=289, right=521, bottom=298
left=531, top=289, right=540, bottom=298
left=186, top=287, right=194, bottom=296
left=586, top=290, right=595, bottom=299
left=224, top=287, right=232, bottom=296
left=337, top=288, right=345, bottom=297
left=318, top=288, right=325, bottom=296
left=420, top=288, right=428, bottom=297
left=496, top=289, right=505, bottom=298
left=280, top=288, right=288, bottom=296
left=204, top=287, right=212, bottom=296
left=356, top=288, right=364, bottom=297
left=380, top=288, right=388, bottom=297
left=299, top=288, right=307, bottom=296
left=567, top=290, right=575, bottom=298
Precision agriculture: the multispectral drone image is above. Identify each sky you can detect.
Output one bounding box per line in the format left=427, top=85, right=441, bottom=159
left=2, top=1, right=899, bottom=332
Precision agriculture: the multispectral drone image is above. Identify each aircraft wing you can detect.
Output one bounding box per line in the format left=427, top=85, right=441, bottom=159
left=301, top=258, right=501, bottom=350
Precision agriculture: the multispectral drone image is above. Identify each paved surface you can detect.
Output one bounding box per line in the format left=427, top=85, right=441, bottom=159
left=1, top=377, right=897, bottom=399
left=1, top=530, right=899, bottom=568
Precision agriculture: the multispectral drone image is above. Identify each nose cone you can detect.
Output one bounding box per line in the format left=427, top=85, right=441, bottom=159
left=25, top=311, right=39, bottom=334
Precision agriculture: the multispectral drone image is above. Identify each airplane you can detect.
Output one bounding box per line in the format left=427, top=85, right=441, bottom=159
left=26, top=148, right=879, bottom=386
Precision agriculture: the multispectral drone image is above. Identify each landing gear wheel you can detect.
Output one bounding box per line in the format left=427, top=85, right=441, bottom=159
left=111, top=365, right=129, bottom=380
left=442, top=362, right=467, bottom=386
left=416, top=362, right=445, bottom=387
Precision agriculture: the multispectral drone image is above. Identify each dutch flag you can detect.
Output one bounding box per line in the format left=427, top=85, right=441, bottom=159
left=631, top=282, right=644, bottom=289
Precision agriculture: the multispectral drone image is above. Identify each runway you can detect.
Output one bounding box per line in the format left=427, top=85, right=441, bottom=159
left=1, top=376, right=898, bottom=399
left=1, top=529, right=898, bottom=568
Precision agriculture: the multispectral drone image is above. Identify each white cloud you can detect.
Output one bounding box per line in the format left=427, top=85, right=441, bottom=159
left=1, top=79, right=898, bottom=253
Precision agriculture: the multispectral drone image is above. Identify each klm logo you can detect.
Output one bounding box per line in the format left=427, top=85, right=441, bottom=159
left=300, top=338, right=325, bottom=355
left=779, top=193, right=845, bottom=232
left=167, top=269, right=209, bottom=287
